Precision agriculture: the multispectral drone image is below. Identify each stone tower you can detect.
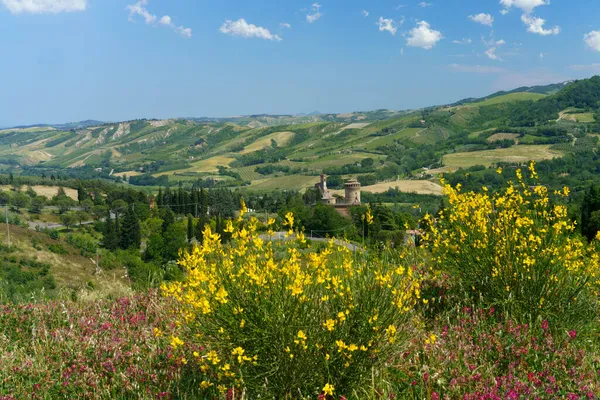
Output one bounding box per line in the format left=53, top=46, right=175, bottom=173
left=344, top=179, right=361, bottom=205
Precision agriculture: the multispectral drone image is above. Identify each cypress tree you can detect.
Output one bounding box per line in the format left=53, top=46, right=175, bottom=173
left=120, top=204, right=141, bottom=250
left=157, top=187, right=163, bottom=207
left=194, top=216, right=205, bottom=244
left=187, top=214, right=194, bottom=244
left=162, top=207, right=175, bottom=233
left=77, top=182, right=87, bottom=204
left=101, top=212, right=119, bottom=251
left=200, top=188, right=208, bottom=217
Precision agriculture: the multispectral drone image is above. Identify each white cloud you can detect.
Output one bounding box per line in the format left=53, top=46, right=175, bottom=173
left=419, top=2, right=432, bottom=7
left=584, top=31, right=600, bottom=52
left=499, top=0, right=549, bottom=13
left=539, top=52, right=544, bottom=60
left=377, top=17, right=397, bottom=36
left=400, top=48, right=404, bottom=56
left=127, top=0, right=156, bottom=24
left=500, top=8, right=509, bottom=15
left=127, top=0, right=192, bottom=37
left=1, top=0, right=85, bottom=14
left=220, top=18, right=282, bottom=41
left=361, top=10, right=369, bottom=17
left=452, top=38, right=472, bottom=45
left=521, top=14, right=560, bottom=36
left=406, top=20, right=442, bottom=49
left=495, top=39, right=506, bottom=45
left=469, top=13, right=493, bottom=27
left=306, top=2, right=322, bottom=23
left=448, top=64, right=507, bottom=74
left=485, top=47, right=502, bottom=60
left=280, top=22, right=292, bottom=29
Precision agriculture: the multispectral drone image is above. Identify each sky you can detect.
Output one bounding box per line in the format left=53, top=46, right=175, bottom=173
left=1, top=0, right=600, bottom=126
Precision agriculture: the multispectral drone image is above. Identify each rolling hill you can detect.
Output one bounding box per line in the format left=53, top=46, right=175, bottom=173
left=1, top=77, right=599, bottom=195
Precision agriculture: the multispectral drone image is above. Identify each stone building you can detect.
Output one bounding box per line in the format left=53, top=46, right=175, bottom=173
left=314, top=175, right=361, bottom=216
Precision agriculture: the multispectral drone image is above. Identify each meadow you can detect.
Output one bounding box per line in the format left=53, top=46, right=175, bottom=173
left=442, top=145, right=563, bottom=169
left=1, top=166, right=600, bottom=399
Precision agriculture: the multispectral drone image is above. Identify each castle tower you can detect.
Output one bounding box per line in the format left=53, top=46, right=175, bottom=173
left=344, top=180, right=361, bottom=205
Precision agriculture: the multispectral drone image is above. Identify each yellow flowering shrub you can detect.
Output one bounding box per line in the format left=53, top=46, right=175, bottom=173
left=423, top=162, right=599, bottom=325
left=162, top=208, right=423, bottom=398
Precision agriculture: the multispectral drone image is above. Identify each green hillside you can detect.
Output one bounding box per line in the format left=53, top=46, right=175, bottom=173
left=2, top=77, right=600, bottom=195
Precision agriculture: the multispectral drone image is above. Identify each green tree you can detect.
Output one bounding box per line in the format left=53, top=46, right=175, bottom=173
left=194, top=216, right=206, bottom=244
left=120, top=204, right=141, bottom=250
left=101, top=212, right=119, bottom=251
left=162, top=222, right=187, bottom=261
left=0, top=191, right=9, bottom=206
left=56, top=198, right=74, bottom=214
left=81, top=199, right=94, bottom=214
left=26, top=186, right=37, bottom=198
left=60, top=212, right=77, bottom=230
left=29, top=196, right=45, bottom=214
left=161, top=207, right=176, bottom=233
left=77, top=182, right=88, bottom=204
left=91, top=205, right=109, bottom=221
left=187, top=214, right=194, bottom=243
left=75, top=210, right=89, bottom=226
left=11, top=193, right=30, bottom=212
left=581, top=185, right=600, bottom=241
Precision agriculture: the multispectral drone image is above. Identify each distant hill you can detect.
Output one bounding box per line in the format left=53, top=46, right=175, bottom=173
left=1, top=76, right=599, bottom=193
left=451, top=81, right=573, bottom=107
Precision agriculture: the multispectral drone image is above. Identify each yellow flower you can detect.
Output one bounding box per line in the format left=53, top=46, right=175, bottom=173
left=425, top=333, right=436, bottom=345
left=200, top=380, right=213, bottom=389
left=323, top=319, right=336, bottom=331
left=224, top=220, right=234, bottom=233
left=496, top=167, right=503, bottom=174
left=153, top=327, right=162, bottom=337
left=322, top=383, right=335, bottom=396
left=170, top=336, right=184, bottom=349
left=297, top=330, right=307, bottom=340
left=365, top=205, right=374, bottom=225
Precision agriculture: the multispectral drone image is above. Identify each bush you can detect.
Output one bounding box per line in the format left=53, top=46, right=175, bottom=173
left=423, top=162, right=599, bottom=328
left=48, top=244, right=68, bottom=255
left=163, top=212, right=423, bottom=398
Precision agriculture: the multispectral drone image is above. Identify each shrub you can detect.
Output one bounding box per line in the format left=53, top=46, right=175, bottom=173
left=48, top=244, right=68, bottom=255
left=163, top=209, right=423, bottom=398
left=423, top=162, right=599, bottom=328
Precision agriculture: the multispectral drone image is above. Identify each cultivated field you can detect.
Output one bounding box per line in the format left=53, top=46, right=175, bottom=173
left=487, top=133, right=520, bottom=143
left=241, top=131, right=295, bottom=154
left=0, top=185, right=78, bottom=200
left=443, top=145, right=563, bottom=169
left=249, top=175, right=317, bottom=191
left=343, top=180, right=443, bottom=196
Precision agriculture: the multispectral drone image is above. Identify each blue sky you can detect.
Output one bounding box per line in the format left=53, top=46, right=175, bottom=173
left=1, top=0, right=599, bottom=126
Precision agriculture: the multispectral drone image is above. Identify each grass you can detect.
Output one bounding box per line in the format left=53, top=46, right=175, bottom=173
left=305, top=153, right=384, bottom=169
left=487, top=133, right=520, bottom=143
left=331, top=179, right=443, bottom=196
left=360, top=128, right=423, bottom=149
left=0, top=185, right=78, bottom=200
left=471, top=92, right=547, bottom=107
left=249, top=175, right=317, bottom=191
left=0, top=223, right=129, bottom=295
left=158, top=155, right=236, bottom=176
left=241, top=131, right=296, bottom=154
left=443, top=145, right=563, bottom=169
left=569, top=113, right=595, bottom=123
